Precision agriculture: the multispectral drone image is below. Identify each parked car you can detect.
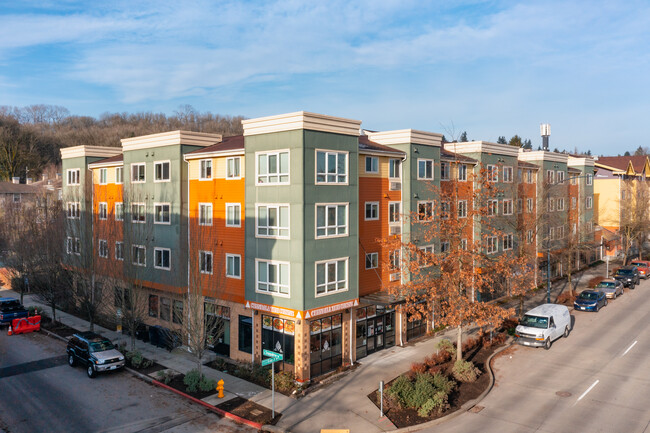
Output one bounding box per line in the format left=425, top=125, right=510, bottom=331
left=0, top=297, right=29, bottom=326
left=574, top=290, right=608, bottom=312
left=515, top=304, right=571, bottom=350
left=629, top=260, right=650, bottom=279
left=66, top=332, right=125, bottom=378
left=595, top=279, right=624, bottom=299
left=614, top=266, right=640, bottom=288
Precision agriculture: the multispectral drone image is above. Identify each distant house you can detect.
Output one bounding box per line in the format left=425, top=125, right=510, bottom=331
left=0, top=174, right=62, bottom=218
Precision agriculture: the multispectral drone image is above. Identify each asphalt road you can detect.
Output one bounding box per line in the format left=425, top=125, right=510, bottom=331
left=425, top=279, right=650, bottom=433
left=0, top=330, right=253, bottom=433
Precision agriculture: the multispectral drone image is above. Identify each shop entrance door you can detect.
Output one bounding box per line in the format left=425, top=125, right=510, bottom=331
left=356, top=306, right=395, bottom=360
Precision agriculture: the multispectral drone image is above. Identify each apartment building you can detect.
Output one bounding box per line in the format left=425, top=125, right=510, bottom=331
left=61, top=111, right=596, bottom=382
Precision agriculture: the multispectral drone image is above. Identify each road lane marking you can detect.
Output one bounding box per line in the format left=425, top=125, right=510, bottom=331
left=621, top=341, right=637, bottom=357
left=575, top=380, right=599, bottom=405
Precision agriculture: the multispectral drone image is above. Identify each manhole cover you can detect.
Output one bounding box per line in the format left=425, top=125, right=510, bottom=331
left=469, top=405, right=485, bottom=413
left=250, top=409, right=263, bottom=416
left=556, top=391, right=572, bottom=398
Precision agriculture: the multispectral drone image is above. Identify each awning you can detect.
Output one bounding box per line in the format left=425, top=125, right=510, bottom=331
left=359, top=291, right=405, bottom=307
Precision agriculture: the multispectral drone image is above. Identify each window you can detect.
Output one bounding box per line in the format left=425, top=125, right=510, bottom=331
left=257, top=151, right=289, bottom=184
left=488, top=199, right=498, bottom=216
left=517, top=168, right=522, bottom=183
left=67, top=169, right=80, bottom=185
left=257, top=204, right=289, bottom=237
left=487, top=165, right=498, bottom=182
left=365, top=252, right=378, bottom=269
left=99, top=168, right=107, bottom=185
left=256, top=260, right=290, bottom=295
left=487, top=236, right=498, bottom=254
left=503, top=199, right=513, bottom=215
left=132, top=245, right=146, bottom=266
left=527, top=230, right=534, bottom=244
left=154, top=161, right=170, bottom=182
left=199, top=203, right=212, bottom=226
left=557, top=198, right=565, bottom=211
left=503, top=234, right=513, bottom=250
left=458, top=200, right=467, bottom=218
left=527, top=198, right=534, bottom=213
left=586, top=196, right=593, bottom=209
left=461, top=239, right=468, bottom=250
left=238, top=316, right=253, bottom=354
left=226, top=254, right=241, bottom=278
left=549, top=227, right=556, bottom=240
left=226, top=157, right=241, bottom=179
left=115, top=242, right=124, bottom=260
left=98, top=202, right=108, bottom=220
left=160, top=297, right=171, bottom=321
left=440, top=241, right=450, bottom=253
left=440, top=162, right=450, bottom=180
left=200, top=251, right=213, bottom=274
left=389, top=202, right=401, bottom=223
left=154, top=203, right=171, bottom=224
left=572, top=197, right=577, bottom=209
left=440, top=201, right=450, bottom=219
left=173, top=300, right=183, bottom=324
left=389, top=159, right=401, bottom=179
left=73, top=238, right=80, bottom=255
left=66, top=237, right=72, bottom=254
left=586, top=174, right=593, bottom=185
left=226, top=203, right=241, bottom=227
left=365, top=202, right=379, bottom=220
left=115, top=167, right=123, bottom=184
left=556, top=171, right=565, bottom=183
left=131, top=163, right=145, bottom=182
left=98, top=239, right=108, bottom=258
left=316, top=204, right=348, bottom=238
left=149, top=295, right=159, bottom=317
left=587, top=221, right=593, bottom=232
left=389, top=250, right=400, bottom=271
left=458, top=164, right=467, bottom=181
left=154, top=248, right=171, bottom=270
left=115, top=203, right=124, bottom=221
left=132, top=203, right=146, bottom=223
left=517, top=198, right=523, bottom=214
left=418, top=245, right=434, bottom=267
left=546, top=170, right=554, bottom=184
left=316, top=150, right=348, bottom=184
left=573, top=223, right=577, bottom=235
left=548, top=198, right=555, bottom=212
left=417, top=159, right=434, bottom=180
left=13, top=193, right=20, bottom=203
left=418, top=201, right=434, bottom=221
left=503, top=166, right=513, bottom=183
left=316, top=258, right=348, bottom=296
left=200, top=159, right=212, bottom=180
left=67, top=202, right=80, bottom=219
left=526, top=170, right=534, bottom=184
left=556, top=226, right=564, bottom=239
left=571, top=175, right=578, bottom=185
left=362, top=155, right=378, bottom=174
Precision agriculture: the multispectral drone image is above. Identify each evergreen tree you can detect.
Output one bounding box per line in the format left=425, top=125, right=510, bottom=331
left=508, top=135, right=522, bottom=147
left=460, top=131, right=468, bottom=142
left=497, top=136, right=507, bottom=144
left=523, top=139, right=532, bottom=149
left=624, top=151, right=631, bottom=156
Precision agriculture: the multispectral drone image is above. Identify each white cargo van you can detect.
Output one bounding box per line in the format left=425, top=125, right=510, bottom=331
left=515, top=304, right=571, bottom=350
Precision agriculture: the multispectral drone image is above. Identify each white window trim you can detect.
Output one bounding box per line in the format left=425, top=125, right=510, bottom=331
left=132, top=245, right=146, bottom=267
left=153, top=160, right=171, bottom=183
left=487, top=236, right=498, bottom=254
left=225, top=203, right=242, bottom=227
left=556, top=170, right=565, bottom=183
left=131, top=163, right=146, bottom=183
left=503, top=234, right=514, bottom=251
left=488, top=199, right=499, bottom=216
left=256, top=149, right=290, bottom=186
left=487, top=164, right=498, bottom=182
left=586, top=196, right=593, bottom=209
left=315, top=257, right=349, bottom=297
left=417, top=159, right=435, bottom=180
left=98, top=202, right=108, bottom=220
left=527, top=198, right=534, bottom=213
left=315, top=203, right=349, bottom=239
left=115, top=202, right=124, bottom=221
left=365, top=156, right=379, bottom=174
left=418, top=245, right=434, bottom=268
left=154, top=247, right=171, bottom=270
left=154, top=202, right=172, bottom=225
left=586, top=174, right=593, bottom=185
left=226, top=253, right=242, bottom=279
left=98, top=239, right=108, bottom=258
left=198, top=203, right=213, bottom=226
left=132, top=202, right=146, bottom=224
left=115, top=241, right=124, bottom=261
left=66, top=237, right=73, bottom=254
left=440, top=161, right=450, bottom=181
left=503, top=166, right=513, bottom=183
left=99, top=168, right=107, bottom=185
left=226, top=157, right=242, bottom=180
left=255, top=203, right=290, bottom=239
left=458, top=200, right=468, bottom=218
left=199, top=159, right=213, bottom=181
left=503, top=199, right=513, bottom=216
left=364, top=201, right=379, bottom=221
left=418, top=200, right=434, bottom=221
left=115, top=167, right=123, bottom=185
left=199, top=250, right=213, bottom=275
left=389, top=158, right=402, bottom=180
left=67, top=202, right=80, bottom=219
left=365, top=252, right=378, bottom=270
left=66, top=168, right=80, bottom=186
left=389, top=201, right=401, bottom=223
left=255, top=259, right=290, bottom=298
left=458, top=164, right=468, bottom=182
left=315, top=149, right=349, bottom=185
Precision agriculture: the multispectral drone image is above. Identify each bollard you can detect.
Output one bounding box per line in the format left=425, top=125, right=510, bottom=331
left=379, top=380, right=384, bottom=418
left=216, top=379, right=224, bottom=398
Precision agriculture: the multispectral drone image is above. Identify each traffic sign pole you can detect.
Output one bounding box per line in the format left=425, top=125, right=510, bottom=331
left=262, top=349, right=283, bottom=419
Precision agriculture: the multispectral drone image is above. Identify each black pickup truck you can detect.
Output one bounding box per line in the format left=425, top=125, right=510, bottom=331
left=0, top=297, right=29, bottom=325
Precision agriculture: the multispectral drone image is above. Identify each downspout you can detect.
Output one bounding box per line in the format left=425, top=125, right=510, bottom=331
left=183, top=155, right=191, bottom=347
left=350, top=312, right=354, bottom=364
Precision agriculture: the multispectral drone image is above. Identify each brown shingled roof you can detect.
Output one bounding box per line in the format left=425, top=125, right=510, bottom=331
left=188, top=135, right=244, bottom=155
left=517, top=161, right=540, bottom=170
left=358, top=136, right=405, bottom=155
left=0, top=182, right=38, bottom=194
left=597, top=155, right=648, bottom=172
left=440, top=148, right=478, bottom=164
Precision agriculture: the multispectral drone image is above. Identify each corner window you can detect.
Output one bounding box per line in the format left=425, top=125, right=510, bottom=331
left=154, top=203, right=171, bottom=224
left=154, top=247, right=171, bottom=270
left=99, top=168, right=107, bottom=185
left=98, top=202, right=108, bottom=220
left=316, top=258, right=348, bottom=296
left=557, top=198, right=565, bottom=211
left=132, top=203, right=146, bottom=223
left=316, top=150, right=348, bottom=184
left=132, top=245, right=146, bottom=266
left=257, top=204, right=289, bottom=238
left=67, top=169, right=80, bottom=185
left=365, top=156, right=378, bottom=173
left=227, top=157, right=241, bottom=179
left=365, top=202, right=379, bottom=220
left=257, top=151, right=289, bottom=184
left=226, top=254, right=241, bottom=279
left=365, top=252, right=378, bottom=270
left=199, top=203, right=213, bottom=226
left=131, top=163, right=145, bottom=183
left=316, top=204, right=348, bottom=238
left=256, top=260, right=290, bottom=296
left=154, top=161, right=170, bottom=182
left=200, top=159, right=212, bottom=180
left=200, top=251, right=213, bottom=274
left=226, top=203, right=241, bottom=227
left=417, top=159, right=434, bottom=180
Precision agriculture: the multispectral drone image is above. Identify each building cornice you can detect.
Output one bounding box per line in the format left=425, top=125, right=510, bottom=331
left=88, top=160, right=124, bottom=169
left=242, top=111, right=361, bottom=137
left=518, top=149, right=569, bottom=164
left=358, top=148, right=406, bottom=158
left=445, top=141, right=520, bottom=157
left=121, top=131, right=222, bottom=152
left=184, top=149, right=246, bottom=160
left=366, top=129, right=443, bottom=147
left=567, top=156, right=595, bottom=167
left=60, top=146, right=122, bottom=160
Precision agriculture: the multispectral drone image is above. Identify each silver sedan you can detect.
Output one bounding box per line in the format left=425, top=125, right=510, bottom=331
left=595, top=279, right=624, bottom=299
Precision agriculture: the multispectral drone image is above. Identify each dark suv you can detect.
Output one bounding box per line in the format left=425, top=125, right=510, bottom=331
left=66, top=332, right=125, bottom=378
left=614, top=266, right=640, bottom=288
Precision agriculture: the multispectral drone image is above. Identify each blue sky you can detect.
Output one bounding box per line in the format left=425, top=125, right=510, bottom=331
left=1, top=0, right=648, bottom=155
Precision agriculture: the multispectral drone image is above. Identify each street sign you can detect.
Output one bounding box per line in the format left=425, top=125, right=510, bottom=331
left=261, top=349, right=284, bottom=418
left=263, top=349, right=283, bottom=361
left=261, top=358, right=276, bottom=366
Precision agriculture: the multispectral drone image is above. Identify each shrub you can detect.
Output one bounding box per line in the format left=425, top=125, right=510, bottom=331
left=461, top=336, right=479, bottom=354
left=482, top=332, right=507, bottom=348
left=430, top=372, right=455, bottom=395
left=28, top=305, right=43, bottom=316
left=418, top=391, right=450, bottom=417
left=410, top=362, right=427, bottom=374
left=212, top=358, right=227, bottom=371
left=183, top=369, right=216, bottom=393
left=387, top=375, right=415, bottom=408
left=156, top=369, right=175, bottom=385
left=436, top=339, right=456, bottom=358
left=556, top=292, right=576, bottom=305
left=125, top=350, right=153, bottom=369
left=452, top=359, right=480, bottom=383
left=274, top=371, right=296, bottom=393
left=388, top=372, right=455, bottom=414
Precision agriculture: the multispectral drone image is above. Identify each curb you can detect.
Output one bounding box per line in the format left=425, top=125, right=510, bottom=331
left=150, top=379, right=264, bottom=431
left=390, top=341, right=513, bottom=433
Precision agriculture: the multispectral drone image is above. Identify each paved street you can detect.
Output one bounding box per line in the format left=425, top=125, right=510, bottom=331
left=0, top=330, right=253, bottom=433
left=423, top=279, right=650, bottom=433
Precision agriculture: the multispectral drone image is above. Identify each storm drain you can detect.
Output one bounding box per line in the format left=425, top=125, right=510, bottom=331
left=556, top=391, right=572, bottom=398
left=250, top=409, right=263, bottom=416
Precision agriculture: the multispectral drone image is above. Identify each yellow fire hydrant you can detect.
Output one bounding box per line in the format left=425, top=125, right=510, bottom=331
left=216, top=379, right=224, bottom=398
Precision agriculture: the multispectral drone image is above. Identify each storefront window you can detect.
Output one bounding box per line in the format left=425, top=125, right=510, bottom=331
left=309, top=313, right=343, bottom=378
left=262, top=315, right=295, bottom=369
left=406, top=311, right=427, bottom=341
left=206, top=304, right=230, bottom=357
left=238, top=315, right=252, bottom=354
left=356, top=305, right=395, bottom=360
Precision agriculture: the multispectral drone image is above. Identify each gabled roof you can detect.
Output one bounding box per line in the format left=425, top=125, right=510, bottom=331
left=440, top=148, right=478, bottom=164
left=88, top=154, right=124, bottom=168
left=358, top=136, right=405, bottom=156
left=0, top=182, right=38, bottom=194
left=517, top=161, right=540, bottom=170
left=187, top=135, right=244, bottom=156
left=596, top=155, right=650, bottom=176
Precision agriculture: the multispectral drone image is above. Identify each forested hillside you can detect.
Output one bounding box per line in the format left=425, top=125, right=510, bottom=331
left=0, top=104, right=245, bottom=181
